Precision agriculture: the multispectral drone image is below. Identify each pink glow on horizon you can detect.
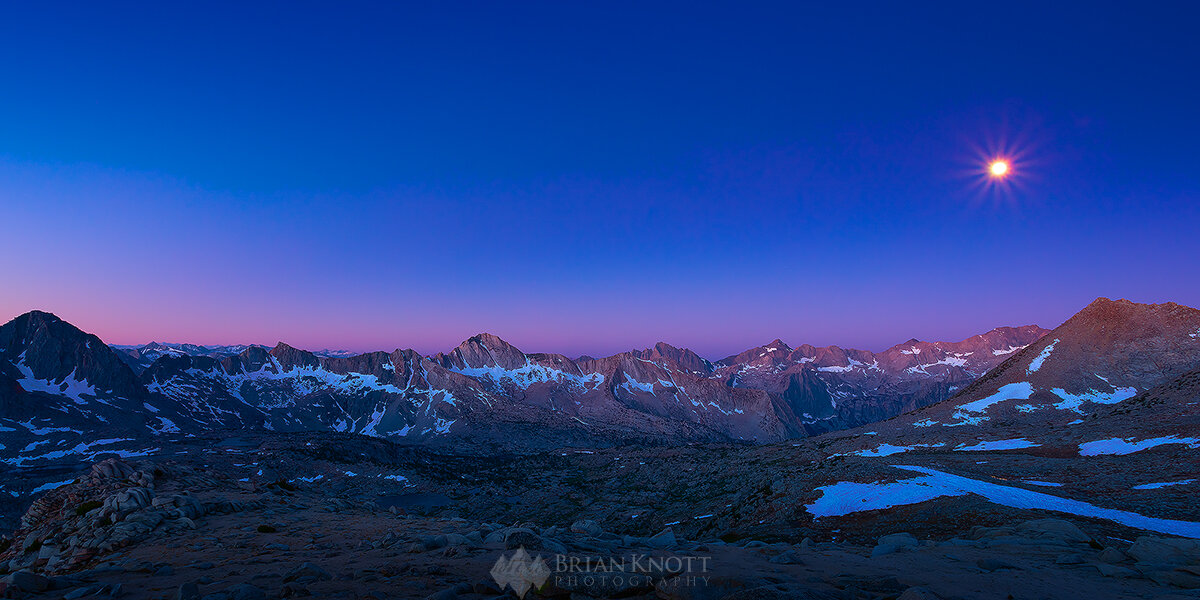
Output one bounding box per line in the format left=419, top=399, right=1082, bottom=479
left=3, top=293, right=1078, bottom=361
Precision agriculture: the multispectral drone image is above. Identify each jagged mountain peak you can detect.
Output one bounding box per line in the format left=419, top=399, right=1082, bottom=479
left=435, top=332, right=528, bottom=371
left=900, top=298, right=1200, bottom=431
left=1, top=311, right=78, bottom=349
left=462, top=332, right=518, bottom=349
left=719, top=339, right=798, bottom=366
left=268, top=342, right=320, bottom=371
left=0, top=310, right=146, bottom=405
left=1070, top=296, right=1200, bottom=329
left=12, top=309, right=64, bottom=326
left=632, top=342, right=713, bottom=374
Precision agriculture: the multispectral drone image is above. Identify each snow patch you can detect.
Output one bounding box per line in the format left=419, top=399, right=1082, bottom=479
left=1052, top=386, right=1138, bottom=413
left=453, top=359, right=605, bottom=392
left=957, top=382, right=1034, bottom=413
left=1079, top=436, right=1200, bottom=456
left=1026, top=340, right=1058, bottom=374
left=807, top=465, right=1200, bottom=538
left=14, top=364, right=102, bottom=404
left=618, top=372, right=655, bottom=395
left=840, top=443, right=944, bottom=457
left=1133, top=479, right=1195, bottom=490
left=954, top=438, right=1040, bottom=452
left=31, top=479, right=75, bottom=494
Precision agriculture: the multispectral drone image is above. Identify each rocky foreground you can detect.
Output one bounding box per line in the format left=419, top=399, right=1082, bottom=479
left=2, top=433, right=1199, bottom=600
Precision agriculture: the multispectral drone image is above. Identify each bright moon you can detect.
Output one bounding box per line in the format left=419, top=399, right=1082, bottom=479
left=990, top=161, right=1009, bottom=177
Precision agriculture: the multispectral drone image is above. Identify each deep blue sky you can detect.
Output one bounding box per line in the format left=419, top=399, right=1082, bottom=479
left=2, top=2, right=1198, bottom=358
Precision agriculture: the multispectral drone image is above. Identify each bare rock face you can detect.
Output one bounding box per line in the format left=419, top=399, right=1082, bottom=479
left=269, top=343, right=321, bottom=372
left=434, top=333, right=529, bottom=371
left=894, top=298, right=1200, bottom=432
left=816, top=298, right=1200, bottom=468
left=633, top=342, right=714, bottom=375
left=0, top=311, right=146, bottom=403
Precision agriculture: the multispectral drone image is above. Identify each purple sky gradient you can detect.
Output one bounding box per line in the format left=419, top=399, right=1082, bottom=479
left=5, top=159, right=1191, bottom=360
left=3, top=3, right=1198, bottom=359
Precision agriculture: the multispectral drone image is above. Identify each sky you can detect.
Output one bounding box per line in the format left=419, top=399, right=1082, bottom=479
left=2, top=2, right=1198, bottom=359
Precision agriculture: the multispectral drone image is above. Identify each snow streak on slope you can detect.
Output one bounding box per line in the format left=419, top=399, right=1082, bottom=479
left=1026, top=339, right=1058, bottom=374
left=1078, top=436, right=1200, bottom=456
left=806, top=465, right=1200, bottom=538
left=953, top=438, right=1040, bottom=452
left=450, top=360, right=604, bottom=391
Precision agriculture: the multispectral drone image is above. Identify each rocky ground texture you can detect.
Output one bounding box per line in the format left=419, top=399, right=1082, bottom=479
left=1, top=432, right=1198, bottom=600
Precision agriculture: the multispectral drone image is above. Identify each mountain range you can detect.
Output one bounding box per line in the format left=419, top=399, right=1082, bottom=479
left=0, top=311, right=1047, bottom=465
left=3, top=298, right=1200, bottom=597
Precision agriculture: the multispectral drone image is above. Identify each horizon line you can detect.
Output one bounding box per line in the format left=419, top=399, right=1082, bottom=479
left=10, top=308, right=1049, bottom=363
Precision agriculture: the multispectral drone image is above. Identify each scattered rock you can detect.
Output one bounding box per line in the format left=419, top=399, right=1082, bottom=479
left=1098, top=546, right=1127, bottom=564
left=1162, top=566, right=1200, bottom=589
left=504, top=530, right=545, bottom=551
left=280, top=583, right=311, bottom=597
left=1055, top=553, right=1085, bottom=565
left=226, top=583, right=267, bottom=600
left=977, top=558, right=1020, bottom=572
left=5, top=570, right=51, bottom=592
left=283, top=563, right=332, bottom=584
left=178, top=581, right=201, bottom=600
left=768, top=549, right=805, bottom=565
left=873, top=532, right=919, bottom=556
left=1093, top=563, right=1137, bottom=579
left=1014, top=519, right=1091, bottom=545
left=570, top=519, right=603, bottom=537
left=1128, top=536, right=1200, bottom=568
left=64, top=586, right=103, bottom=599
left=647, top=528, right=677, bottom=549
left=897, top=587, right=943, bottom=600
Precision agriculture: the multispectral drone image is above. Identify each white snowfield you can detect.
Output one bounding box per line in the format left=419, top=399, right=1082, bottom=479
left=1052, top=386, right=1138, bottom=413
left=953, top=438, right=1040, bottom=452
left=1078, top=435, right=1200, bottom=456
left=15, top=358, right=103, bottom=404
left=840, top=443, right=945, bottom=458
left=955, top=382, right=1033, bottom=415
left=3, top=437, right=156, bottom=467
left=453, top=359, right=605, bottom=392
left=1026, top=339, right=1058, bottom=374
left=806, top=465, right=1200, bottom=538
left=942, top=374, right=1143, bottom=425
